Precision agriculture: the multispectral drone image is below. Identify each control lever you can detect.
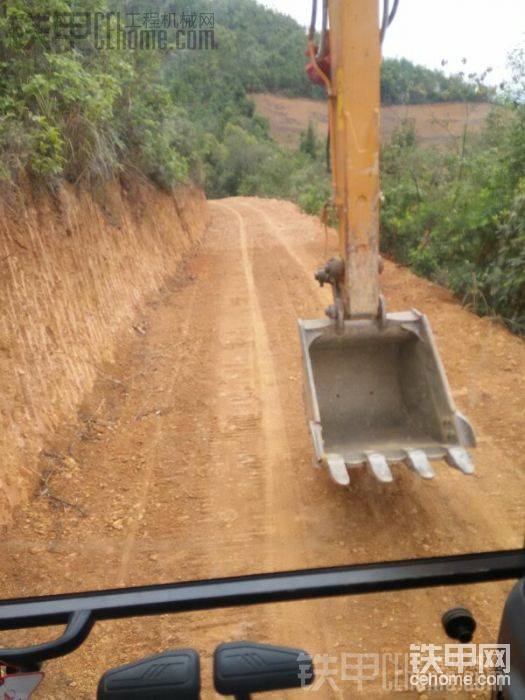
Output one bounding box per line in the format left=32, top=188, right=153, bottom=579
left=213, top=641, right=314, bottom=698
left=97, top=649, right=200, bottom=699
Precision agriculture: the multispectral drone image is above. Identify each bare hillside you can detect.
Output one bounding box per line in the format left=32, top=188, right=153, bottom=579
left=252, top=93, right=495, bottom=147
left=0, top=179, right=207, bottom=518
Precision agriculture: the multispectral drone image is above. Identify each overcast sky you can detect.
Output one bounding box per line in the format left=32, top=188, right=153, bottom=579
left=262, top=0, right=524, bottom=86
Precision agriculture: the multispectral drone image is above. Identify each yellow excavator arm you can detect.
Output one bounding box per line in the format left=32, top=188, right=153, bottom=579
left=298, top=0, right=476, bottom=487
left=329, top=0, right=382, bottom=320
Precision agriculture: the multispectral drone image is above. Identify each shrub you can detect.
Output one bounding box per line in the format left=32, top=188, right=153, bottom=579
left=380, top=105, right=525, bottom=333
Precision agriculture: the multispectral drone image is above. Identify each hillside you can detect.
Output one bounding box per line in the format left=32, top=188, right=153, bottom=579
left=0, top=178, right=208, bottom=516
left=252, top=93, right=495, bottom=147
left=1, top=0, right=521, bottom=329
left=0, top=0, right=494, bottom=190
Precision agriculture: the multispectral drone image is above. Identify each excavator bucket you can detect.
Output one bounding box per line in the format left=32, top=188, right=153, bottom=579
left=298, top=0, right=475, bottom=485
left=298, top=312, right=476, bottom=486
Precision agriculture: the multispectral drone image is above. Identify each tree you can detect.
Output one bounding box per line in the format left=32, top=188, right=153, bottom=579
left=299, top=121, right=318, bottom=158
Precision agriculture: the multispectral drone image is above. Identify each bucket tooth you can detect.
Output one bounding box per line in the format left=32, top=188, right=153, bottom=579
left=366, top=453, right=393, bottom=483
left=326, top=454, right=350, bottom=486
left=446, top=447, right=475, bottom=475
left=406, top=450, right=435, bottom=479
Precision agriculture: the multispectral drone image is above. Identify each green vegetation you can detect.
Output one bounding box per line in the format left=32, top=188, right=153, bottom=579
left=0, top=0, right=203, bottom=188
left=0, top=0, right=523, bottom=330
left=0, top=0, right=494, bottom=187
left=381, top=58, right=494, bottom=105
left=380, top=104, right=525, bottom=333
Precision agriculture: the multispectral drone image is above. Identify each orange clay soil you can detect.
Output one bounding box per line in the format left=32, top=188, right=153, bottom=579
left=2, top=197, right=523, bottom=699
left=252, top=93, right=495, bottom=148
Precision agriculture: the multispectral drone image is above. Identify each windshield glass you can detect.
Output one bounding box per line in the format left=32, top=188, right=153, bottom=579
left=1, top=0, right=523, bottom=698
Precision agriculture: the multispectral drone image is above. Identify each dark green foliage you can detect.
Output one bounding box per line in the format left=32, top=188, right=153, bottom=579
left=207, top=0, right=322, bottom=98
left=381, top=58, right=495, bottom=105
left=299, top=122, right=318, bottom=159
left=2, top=0, right=120, bottom=183
left=0, top=0, right=198, bottom=187
left=229, top=143, right=332, bottom=216
left=0, top=0, right=492, bottom=188
left=0, top=0, right=522, bottom=332
left=380, top=105, right=525, bottom=333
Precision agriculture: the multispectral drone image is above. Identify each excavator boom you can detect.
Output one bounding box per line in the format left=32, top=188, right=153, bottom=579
left=298, top=0, right=475, bottom=486
left=330, top=0, right=381, bottom=319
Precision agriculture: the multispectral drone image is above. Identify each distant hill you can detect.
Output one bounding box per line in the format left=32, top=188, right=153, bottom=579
left=252, top=93, right=496, bottom=147
left=1, top=0, right=497, bottom=192
left=170, top=0, right=494, bottom=104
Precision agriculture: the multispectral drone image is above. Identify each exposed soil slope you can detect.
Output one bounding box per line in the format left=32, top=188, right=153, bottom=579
left=252, top=93, right=495, bottom=147
left=0, top=179, right=207, bottom=519
left=2, top=198, right=524, bottom=699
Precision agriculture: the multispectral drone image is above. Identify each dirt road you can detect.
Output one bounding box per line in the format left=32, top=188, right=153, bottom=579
left=3, top=198, right=524, bottom=698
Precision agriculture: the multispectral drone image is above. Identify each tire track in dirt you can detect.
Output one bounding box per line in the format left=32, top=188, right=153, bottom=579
left=213, top=202, right=278, bottom=533
left=217, top=200, right=448, bottom=698
left=1, top=196, right=522, bottom=699
left=224, top=197, right=524, bottom=697
left=238, top=197, right=522, bottom=550
left=115, top=273, right=203, bottom=585
left=213, top=202, right=333, bottom=667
